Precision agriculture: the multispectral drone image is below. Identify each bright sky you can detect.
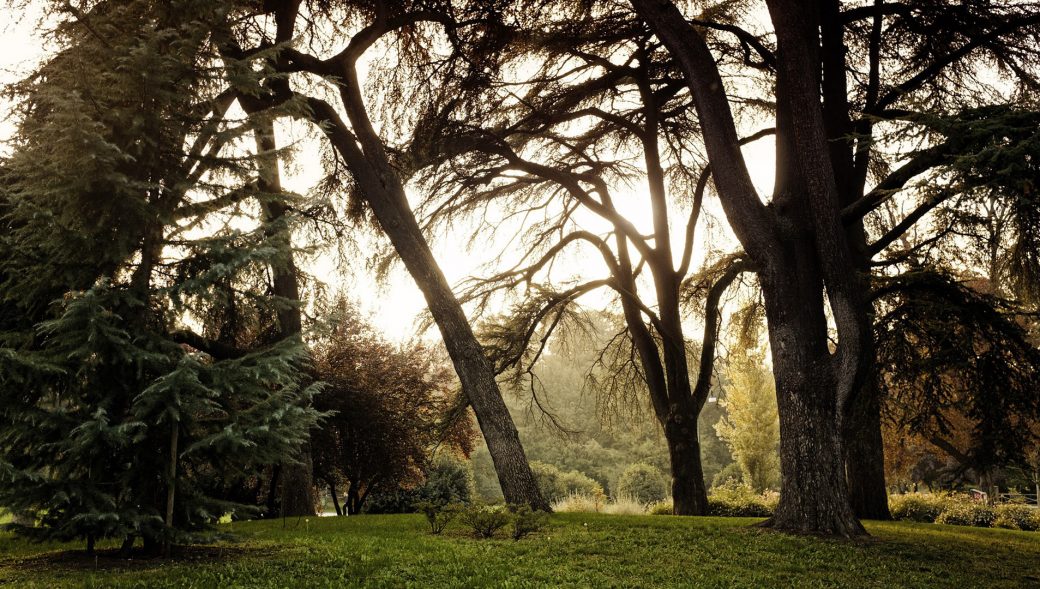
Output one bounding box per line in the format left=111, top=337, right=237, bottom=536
left=0, top=8, right=777, bottom=345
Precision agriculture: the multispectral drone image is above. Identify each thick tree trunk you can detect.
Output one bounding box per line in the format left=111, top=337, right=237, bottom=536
left=759, top=261, right=865, bottom=537
left=345, top=484, right=360, bottom=516
left=664, top=407, right=709, bottom=515
left=844, top=379, right=891, bottom=520
left=278, top=447, right=315, bottom=517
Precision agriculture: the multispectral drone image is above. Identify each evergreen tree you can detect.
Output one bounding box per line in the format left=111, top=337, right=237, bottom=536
left=0, top=0, right=319, bottom=554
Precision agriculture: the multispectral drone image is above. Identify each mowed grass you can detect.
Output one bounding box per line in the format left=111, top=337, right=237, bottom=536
left=1, top=513, right=1039, bottom=588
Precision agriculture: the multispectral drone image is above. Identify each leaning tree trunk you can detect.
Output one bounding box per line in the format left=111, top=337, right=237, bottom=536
left=306, top=97, right=548, bottom=511
left=844, top=378, right=891, bottom=520
left=367, top=192, right=549, bottom=511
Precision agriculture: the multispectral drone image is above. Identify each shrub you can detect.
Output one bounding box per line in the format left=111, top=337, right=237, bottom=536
left=648, top=500, right=673, bottom=515
left=415, top=501, right=461, bottom=535
left=617, top=463, right=669, bottom=506
left=935, top=497, right=996, bottom=528
left=461, top=504, right=510, bottom=539
left=707, top=479, right=775, bottom=517
left=365, top=455, right=475, bottom=514
left=889, top=493, right=948, bottom=523
left=994, top=504, right=1040, bottom=531
left=509, top=505, right=549, bottom=540
left=530, top=462, right=604, bottom=504
left=603, top=494, right=647, bottom=515
left=551, top=491, right=605, bottom=513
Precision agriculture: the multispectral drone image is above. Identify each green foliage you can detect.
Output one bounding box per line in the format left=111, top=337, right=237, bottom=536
left=935, top=499, right=997, bottom=528
left=707, top=480, right=778, bottom=517
left=365, top=455, right=475, bottom=514
left=616, top=463, right=668, bottom=506
left=529, top=461, right=603, bottom=504
left=714, top=350, right=780, bottom=492
left=889, top=493, right=950, bottom=523
left=414, top=501, right=462, bottom=535
left=508, top=504, right=549, bottom=540
left=876, top=271, right=1040, bottom=474
left=0, top=0, right=319, bottom=551
left=993, top=504, right=1040, bottom=531
left=648, top=500, right=674, bottom=515
left=460, top=504, right=511, bottom=539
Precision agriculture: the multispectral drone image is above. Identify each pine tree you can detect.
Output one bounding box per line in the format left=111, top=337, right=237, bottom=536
left=0, top=0, right=319, bottom=555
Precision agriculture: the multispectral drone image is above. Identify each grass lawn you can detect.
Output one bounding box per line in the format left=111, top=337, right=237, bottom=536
left=1, top=513, right=1038, bottom=588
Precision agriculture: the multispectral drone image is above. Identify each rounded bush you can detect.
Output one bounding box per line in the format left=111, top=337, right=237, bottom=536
left=889, top=493, right=948, bottom=523
left=617, top=463, right=669, bottom=506
left=994, top=504, right=1040, bottom=531
left=935, top=499, right=996, bottom=528
left=531, top=462, right=604, bottom=504
left=707, top=479, right=775, bottom=517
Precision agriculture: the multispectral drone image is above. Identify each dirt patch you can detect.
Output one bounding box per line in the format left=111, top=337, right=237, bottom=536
left=3, top=544, right=263, bottom=573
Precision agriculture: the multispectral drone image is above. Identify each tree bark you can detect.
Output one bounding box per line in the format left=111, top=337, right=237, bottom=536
left=253, top=120, right=316, bottom=518
left=844, top=378, right=891, bottom=520
left=664, top=401, right=709, bottom=515
left=163, top=422, right=179, bottom=558
left=759, top=266, right=865, bottom=537
left=304, top=96, right=548, bottom=511
left=329, top=481, right=342, bottom=516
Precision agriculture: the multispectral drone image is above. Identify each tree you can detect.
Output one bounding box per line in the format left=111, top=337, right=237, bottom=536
left=0, top=0, right=320, bottom=554
left=629, top=0, right=1040, bottom=535
left=715, top=351, right=780, bottom=493
left=875, top=270, right=1040, bottom=488
left=411, top=10, right=754, bottom=515
left=310, top=300, right=475, bottom=515
left=217, top=0, right=547, bottom=510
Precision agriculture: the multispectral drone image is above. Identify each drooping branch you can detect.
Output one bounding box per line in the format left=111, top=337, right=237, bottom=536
left=690, top=258, right=753, bottom=409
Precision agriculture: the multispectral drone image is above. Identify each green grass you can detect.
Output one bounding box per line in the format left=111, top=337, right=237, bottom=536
left=1, top=513, right=1038, bottom=587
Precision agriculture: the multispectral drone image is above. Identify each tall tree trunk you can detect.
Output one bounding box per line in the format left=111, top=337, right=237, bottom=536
left=253, top=120, right=316, bottom=518
left=163, top=422, right=179, bottom=558
left=844, top=378, right=891, bottom=520
left=760, top=268, right=865, bottom=537
left=306, top=98, right=548, bottom=511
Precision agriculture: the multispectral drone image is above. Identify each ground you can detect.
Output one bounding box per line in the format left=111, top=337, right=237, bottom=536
left=1, top=513, right=1038, bottom=587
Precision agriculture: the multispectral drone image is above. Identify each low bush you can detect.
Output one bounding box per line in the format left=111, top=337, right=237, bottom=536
left=415, top=501, right=461, bottom=535
left=935, top=498, right=996, bottom=528
left=603, top=494, right=646, bottom=515
left=707, top=480, right=776, bottom=517
left=531, top=462, right=604, bottom=504
left=617, top=463, right=669, bottom=506
left=889, top=493, right=948, bottom=523
left=648, top=500, right=673, bottom=515
left=461, top=504, right=511, bottom=539
left=509, top=505, right=549, bottom=540
left=551, top=492, right=605, bottom=514
left=365, top=455, right=475, bottom=514
left=993, top=504, right=1040, bottom=531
